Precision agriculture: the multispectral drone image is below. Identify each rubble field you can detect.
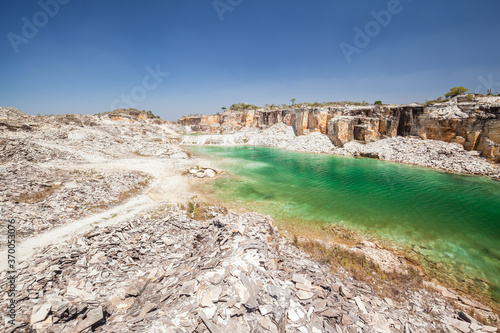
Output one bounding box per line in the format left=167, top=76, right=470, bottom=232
left=0, top=161, right=150, bottom=247
left=2, top=210, right=499, bottom=333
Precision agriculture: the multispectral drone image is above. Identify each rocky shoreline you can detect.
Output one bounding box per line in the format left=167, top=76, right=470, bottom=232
left=1, top=107, right=499, bottom=332
left=180, top=123, right=500, bottom=180
left=188, top=166, right=500, bottom=318
left=178, top=95, right=500, bottom=164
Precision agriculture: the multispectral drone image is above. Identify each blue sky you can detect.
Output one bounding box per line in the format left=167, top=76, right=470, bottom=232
left=1, top=0, right=499, bottom=120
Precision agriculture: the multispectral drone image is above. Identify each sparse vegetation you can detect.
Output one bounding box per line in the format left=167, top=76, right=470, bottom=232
left=229, top=103, right=259, bottom=111
left=294, top=237, right=423, bottom=301
left=190, top=100, right=374, bottom=113
left=117, top=178, right=150, bottom=202
left=181, top=113, right=202, bottom=118
left=424, top=96, right=450, bottom=106
left=132, top=150, right=151, bottom=157
left=445, top=86, right=469, bottom=98
left=14, top=183, right=63, bottom=203
left=70, top=169, right=104, bottom=180
left=423, top=87, right=472, bottom=106
left=97, top=108, right=161, bottom=119
left=179, top=196, right=228, bottom=221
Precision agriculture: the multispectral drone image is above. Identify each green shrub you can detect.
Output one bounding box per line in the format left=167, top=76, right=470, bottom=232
left=444, top=86, right=469, bottom=98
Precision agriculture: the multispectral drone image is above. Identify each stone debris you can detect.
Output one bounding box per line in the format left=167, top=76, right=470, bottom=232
left=1, top=113, right=187, bottom=164
left=30, top=303, right=51, bottom=325
left=0, top=138, right=83, bottom=164
left=182, top=124, right=500, bottom=180
left=1, top=209, right=498, bottom=332
left=354, top=296, right=368, bottom=314
left=187, top=166, right=219, bottom=179
left=0, top=112, right=188, bottom=249
left=0, top=162, right=150, bottom=246
left=205, top=168, right=216, bottom=178
left=74, top=306, right=104, bottom=332
left=347, top=136, right=500, bottom=179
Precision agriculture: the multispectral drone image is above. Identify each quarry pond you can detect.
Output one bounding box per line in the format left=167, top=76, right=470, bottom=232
left=189, top=146, right=500, bottom=304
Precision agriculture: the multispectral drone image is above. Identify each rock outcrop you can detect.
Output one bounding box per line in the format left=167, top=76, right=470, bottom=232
left=413, top=98, right=500, bottom=162
left=179, top=96, right=500, bottom=162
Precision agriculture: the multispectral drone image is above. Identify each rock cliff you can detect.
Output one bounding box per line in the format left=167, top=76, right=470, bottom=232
left=178, top=96, right=500, bottom=162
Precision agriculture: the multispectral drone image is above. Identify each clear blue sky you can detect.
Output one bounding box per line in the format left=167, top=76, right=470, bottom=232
left=1, top=0, right=499, bottom=120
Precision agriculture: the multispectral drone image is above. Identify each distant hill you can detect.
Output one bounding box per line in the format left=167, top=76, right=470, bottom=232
left=96, top=108, right=161, bottom=120
left=0, top=107, right=29, bottom=119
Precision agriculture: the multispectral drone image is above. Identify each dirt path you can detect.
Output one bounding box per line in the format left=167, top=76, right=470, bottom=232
left=0, top=155, right=204, bottom=272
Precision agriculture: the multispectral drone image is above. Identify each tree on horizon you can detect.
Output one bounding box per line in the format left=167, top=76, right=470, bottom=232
left=445, top=86, right=469, bottom=98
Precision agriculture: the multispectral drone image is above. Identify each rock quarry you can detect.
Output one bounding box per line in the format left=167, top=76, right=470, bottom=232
left=179, top=95, right=500, bottom=164
left=0, top=106, right=499, bottom=332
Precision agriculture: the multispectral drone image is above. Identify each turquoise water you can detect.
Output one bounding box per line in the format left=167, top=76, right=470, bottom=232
left=189, top=146, right=500, bottom=303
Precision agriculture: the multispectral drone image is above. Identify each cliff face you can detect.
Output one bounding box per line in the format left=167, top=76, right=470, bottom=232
left=178, top=96, right=500, bottom=162
left=412, top=103, right=500, bottom=162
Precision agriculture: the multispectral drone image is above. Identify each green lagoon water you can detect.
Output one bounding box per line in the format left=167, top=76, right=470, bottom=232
left=189, top=146, right=500, bottom=303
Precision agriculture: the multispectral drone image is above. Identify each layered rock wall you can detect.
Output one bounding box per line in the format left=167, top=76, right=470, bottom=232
left=178, top=96, right=500, bottom=162
left=412, top=104, right=500, bottom=162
